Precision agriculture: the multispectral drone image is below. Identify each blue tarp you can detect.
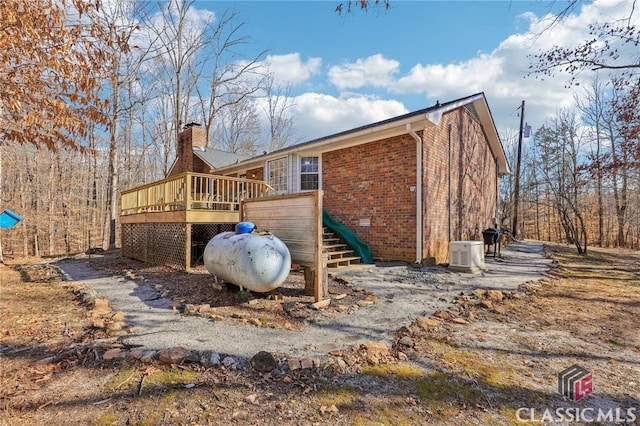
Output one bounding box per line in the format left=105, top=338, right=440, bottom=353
left=0, top=209, right=22, bottom=229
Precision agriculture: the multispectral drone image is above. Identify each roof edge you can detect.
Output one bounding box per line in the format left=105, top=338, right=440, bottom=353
left=215, top=92, right=509, bottom=175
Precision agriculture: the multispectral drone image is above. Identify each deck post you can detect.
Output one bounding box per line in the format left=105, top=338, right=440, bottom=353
left=304, top=254, right=328, bottom=300
left=164, top=178, right=169, bottom=211
left=184, top=173, right=192, bottom=210
left=314, top=190, right=324, bottom=302
left=185, top=223, right=192, bottom=272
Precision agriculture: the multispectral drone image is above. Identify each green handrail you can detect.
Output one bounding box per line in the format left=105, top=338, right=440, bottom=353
left=322, top=209, right=373, bottom=264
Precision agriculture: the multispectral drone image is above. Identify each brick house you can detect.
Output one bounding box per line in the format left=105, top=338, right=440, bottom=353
left=208, top=92, right=510, bottom=265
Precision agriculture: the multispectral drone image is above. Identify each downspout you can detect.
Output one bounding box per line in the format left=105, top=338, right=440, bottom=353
left=407, top=124, right=422, bottom=265
left=495, top=155, right=500, bottom=227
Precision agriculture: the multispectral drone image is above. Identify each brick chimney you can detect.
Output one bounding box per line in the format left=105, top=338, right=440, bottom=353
left=176, top=123, right=206, bottom=173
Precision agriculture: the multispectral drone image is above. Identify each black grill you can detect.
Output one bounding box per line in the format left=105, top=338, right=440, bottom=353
left=482, top=228, right=501, bottom=258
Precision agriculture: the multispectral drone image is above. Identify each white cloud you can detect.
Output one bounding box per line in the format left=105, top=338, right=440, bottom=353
left=263, top=53, right=322, bottom=85
left=393, top=54, right=505, bottom=98
left=236, top=0, right=639, bottom=148
left=375, top=0, right=638, bottom=137
left=382, top=14, right=582, bottom=122
left=290, top=93, right=408, bottom=140
left=523, top=0, right=637, bottom=50
left=328, top=54, right=400, bottom=90
left=134, top=0, right=638, bottom=147
left=145, top=2, right=217, bottom=45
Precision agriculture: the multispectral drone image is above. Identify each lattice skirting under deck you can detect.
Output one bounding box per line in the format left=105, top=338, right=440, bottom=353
left=121, top=222, right=234, bottom=270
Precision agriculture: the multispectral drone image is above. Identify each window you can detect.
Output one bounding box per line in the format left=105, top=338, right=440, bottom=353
left=300, top=156, right=319, bottom=190
left=268, top=157, right=288, bottom=192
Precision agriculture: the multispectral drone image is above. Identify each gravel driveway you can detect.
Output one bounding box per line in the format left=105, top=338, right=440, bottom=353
left=56, top=241, right=551, bottom=359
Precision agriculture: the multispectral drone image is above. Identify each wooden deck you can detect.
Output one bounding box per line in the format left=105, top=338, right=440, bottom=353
left=120, top=172, right=273, bottom=224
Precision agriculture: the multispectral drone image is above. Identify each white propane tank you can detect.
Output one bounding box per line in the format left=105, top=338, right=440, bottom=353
left=203, top=229, right=291, bottom=293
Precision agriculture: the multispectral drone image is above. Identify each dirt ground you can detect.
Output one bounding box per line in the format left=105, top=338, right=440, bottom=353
left=1, top=243, right=639, bottom=425
left=83, top=252, right=378, bottom=329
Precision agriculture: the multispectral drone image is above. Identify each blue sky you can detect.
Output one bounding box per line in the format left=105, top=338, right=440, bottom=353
left=225, top=1, right=538, bottom=69
left=183, top=0, right=637, bottom=148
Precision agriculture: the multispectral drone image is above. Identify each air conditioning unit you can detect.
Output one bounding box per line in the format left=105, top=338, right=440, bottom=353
left=449, top=241, right=485, bottom=273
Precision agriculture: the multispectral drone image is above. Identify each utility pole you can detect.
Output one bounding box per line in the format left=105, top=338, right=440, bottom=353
left=512, top=100, right=525, bottom=239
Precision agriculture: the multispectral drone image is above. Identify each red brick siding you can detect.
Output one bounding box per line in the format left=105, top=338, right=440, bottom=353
left=323, top=135, right=417, bottom=262
left=323, top=108, right=498, bottom=264
left=422, top=108, right=498, bottom=264
left=192, top=156, right=209, bottom=174
left=169, top=126, right=207, bottom=176
left=422, top=120, right=450, bottom=264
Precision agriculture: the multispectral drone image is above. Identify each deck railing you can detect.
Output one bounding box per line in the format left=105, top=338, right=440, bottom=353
left=120, top=172, right=274, bottom=216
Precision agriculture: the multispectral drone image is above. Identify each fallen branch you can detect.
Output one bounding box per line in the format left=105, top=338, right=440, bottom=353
left=114, top=370, right=137, bottom=390
left=138, top=374, right=146, bottom=396
left=37, top=400, right=53, bottom=411
left=6, top=343, right=48, bottom=355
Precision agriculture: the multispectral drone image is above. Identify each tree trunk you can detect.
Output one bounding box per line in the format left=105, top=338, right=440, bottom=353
left=0, top=149, right=3, bottom=263
left=596, top=136, right=604, bottom=247
left=106, top=134, right=119, bottom=250
left=105, top=74, right=120, bottom=251
left=48, top=152, right=57, bottom=256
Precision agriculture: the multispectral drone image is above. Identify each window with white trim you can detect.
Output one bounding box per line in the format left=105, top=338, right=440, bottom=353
left=300, top=156, right=319, bottom=190
left=268, top=157, right=288, bottom=192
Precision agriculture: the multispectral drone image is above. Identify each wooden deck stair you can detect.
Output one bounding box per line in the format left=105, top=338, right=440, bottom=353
left=323, top=228, right=362, bottom=269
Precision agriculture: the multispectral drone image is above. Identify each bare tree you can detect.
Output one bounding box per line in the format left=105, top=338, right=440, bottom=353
left=94, top=0, right=154, bottom=249
left=0, top=138, right=107, bottom=258
left=0, top=1, right=155, bottom=259
left=535, top=109, right=589, bottom=253
left=262, top=74, right=298, bottom=152
left=145, top=57, right=177, bottom=175
left=150, top=0, right=214, bottom=143
left=603, top=84, right=636, bottom=247
left=193, top=9, right=266, bottom=148
left=213, top=96, right=261, bottom=155
left=528, top=1, right=639, bottom=249
left=335, top=0, right=390, bottom=15
left=575, top=79, right=607, bottom=246
left=498, top=128, right=521, bottom=231
left=0, top=147, right=5, bottom=263
left=529, top=2, right=640, bottom=83
left=529, top=1, right=639, bottom=160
